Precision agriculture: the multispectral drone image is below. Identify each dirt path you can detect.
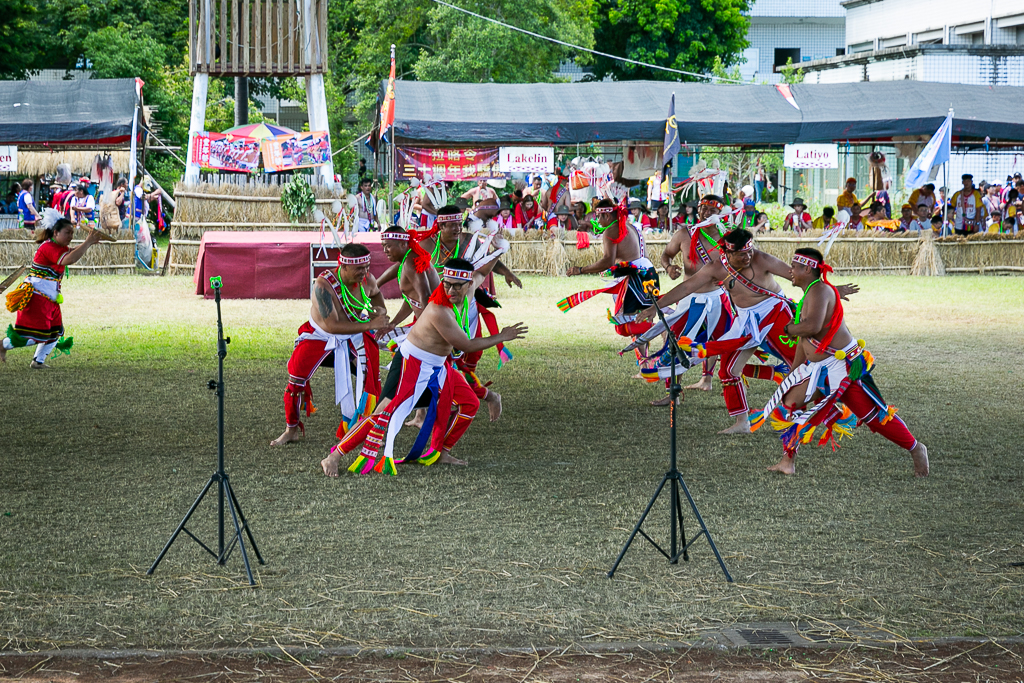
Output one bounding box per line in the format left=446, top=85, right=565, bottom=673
left=2, top=642, right=1022, bottom=682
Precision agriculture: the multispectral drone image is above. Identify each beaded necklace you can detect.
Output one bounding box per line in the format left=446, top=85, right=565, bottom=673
left=452, top=296, right=470, bottom=336
left=337, top=274, right=374, bottom=321
left=431, top=236, right=459, bottom=268
left=792, top=278, right=821, bottom=325
left=395, top=249, right=413, bottom=305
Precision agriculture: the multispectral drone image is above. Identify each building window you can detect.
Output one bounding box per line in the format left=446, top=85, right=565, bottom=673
left=970, top=31, right=985, bottom=44
left=774, top=48, right=801, bottom=71
left=1019, top=26, right=1024, bottom=45
left=836, top=48, right=846, bottom=56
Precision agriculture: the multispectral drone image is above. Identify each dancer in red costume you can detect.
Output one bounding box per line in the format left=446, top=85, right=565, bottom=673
left=637, top=228, right=858, bottom=434
left=752, top=248, right=929, bottom=477
left=270, top=243, right=389, bottom=446
left=321, top=257, right=527, bottom=477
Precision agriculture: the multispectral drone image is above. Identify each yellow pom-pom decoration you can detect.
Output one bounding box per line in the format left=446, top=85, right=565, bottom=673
left=834, top=350, right=846, bottom=360
left=857, top=339, right=866, bottom=348
left=696, top=346, right=708, bottom=359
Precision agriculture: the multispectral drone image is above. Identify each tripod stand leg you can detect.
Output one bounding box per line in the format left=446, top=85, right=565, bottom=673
left=225, top=476, right=265, bottom=565
left=147, top=476, right=217, bottom=575
left=677, top=478, right=733, bottom=583
left=608, top=473, right=671, bottom=578
left=221, top=478, right=257, bottom=586
left=673, top=477, right=689, bottom=563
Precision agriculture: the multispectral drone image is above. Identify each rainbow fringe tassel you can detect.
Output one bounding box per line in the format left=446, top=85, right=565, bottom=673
left=497, top=345, right=513, bottom=370
left=418, top=449, right=441, bottom=466
left=347, top=454, right=376, bottom=475
left=373, top=456, right=398, bottom=476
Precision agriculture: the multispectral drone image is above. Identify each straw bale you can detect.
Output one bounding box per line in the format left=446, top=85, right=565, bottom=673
left=17, top=151, right=132, bottom=178
left=935, top=233, right=1024, bottom=272
left=910, top=231, right=945, bottom=276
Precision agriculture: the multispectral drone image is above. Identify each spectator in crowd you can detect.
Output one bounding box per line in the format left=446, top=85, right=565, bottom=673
left=495, top=200, right=514, bottom=231
left=812, top=206, right=837, bottom=230
left=513, top=194, right=542, bottom=230
left=754, top=160, right=769, bottom=204
left=908, top=183, right=937, bottom=215
left=983, top=183, right=1003, bottom=218
left=930, top=214, right=944, bottom=235
left=112, top=179, right=130, bottom=229
left=848, top=203, right=866, bottom=231
left=572, top=201, right=588, bottom=226
left=69, top=182, right=97, bottom=229
left=836, top=177, right=859, bottom=211
left=647, top=170, right=668, bottom=210
left=461, top=178, right=498, bottom=207
left=783, top=198, right=812, bottom=233
left=987, top=208, right=1003, bottom=233
left=524, top=175, right=544, bottom=199
left=554, top=205, right=578, bottom=232
left=17, top=178, right=39, bottom=229
left=353, top=177, right=379, bottom=231
left=3, top=191, right=17, bottom=215
left=1001, top=217, right=1016, bottom=234
left=627, top=198, right=647, bottom=231
left=898, top=204, right=915, bottom=231
left=909, top=204, right=932, bottom=232
left=866, top=200, right=888, bottom=223
left=950, top=174, right=986, bottom=235
left=752, top=211, right=771, bottom=233
left=935, top=186, right=949, bottom=217
left=650, top=202, right=671, bottom=232
left=737, top=191, right=757, bottom=228
left=672, top=201, right=697, bottom=229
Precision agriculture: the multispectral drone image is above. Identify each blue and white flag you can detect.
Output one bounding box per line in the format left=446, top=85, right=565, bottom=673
left=904, top=113, right=952, bottom=191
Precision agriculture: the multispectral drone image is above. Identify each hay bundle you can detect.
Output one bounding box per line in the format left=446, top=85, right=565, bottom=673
left=934, top=233, right=1024, bottom=273
left=17, top=151, right=132, bottom=178
left=0, top=228, right=135, bottom=274
left=910, top=230, right=945, bottom=276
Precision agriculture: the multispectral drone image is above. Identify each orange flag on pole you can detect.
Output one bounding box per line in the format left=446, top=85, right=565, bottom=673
left=380, top=44, right=396, bottom=141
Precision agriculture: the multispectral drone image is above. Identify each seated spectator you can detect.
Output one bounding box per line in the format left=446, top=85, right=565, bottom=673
left=782, top=198, right=812, bottom=233
left=898, top=204, right=915, bottom=231
left=930, top=214, right=944, bottom=236
left=987, top=209, right=1002, bottom=233
left=495, top=200, right=514, bottom=231
left=812, top=206, right=837, bottom=230
left=866, top=200, right=888, bottom=223
left=672, top=202, right=695, bottom=231
left=554, top=205, right=578, bottom=232
left=909, top=205, right=931, bottom=232
left=753, top=211, right=771, bottom=233
left=513, top=194, right=543, bottom=230
left=1002, top=217, right=1017, bottom=235
left=2, top=192, right=17, bottom=214
left=572, top=201, right=588, bottom=225
left=649, top=203, right=670, bottom=232
left=627, top=198, right=647, bottom=230
left=848, top=203, right=866, bottom=231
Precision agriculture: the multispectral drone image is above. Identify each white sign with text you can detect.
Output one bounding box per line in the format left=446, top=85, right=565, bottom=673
left=784, top=143, right=838, bottom=169
left=0, top=146, right=16, bottom=173
left=499, top=147, right=554, bottom=173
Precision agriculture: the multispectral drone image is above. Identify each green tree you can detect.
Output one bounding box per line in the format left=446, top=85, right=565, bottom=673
left=779, top=56, right=804, bottom=84
left=710, top=55, right=743, bottom=83
left=0, top=0, right=40, bottom=78
left=82, top=23, right=168, bottom=86
left=589, top=0, right=750, bottom=81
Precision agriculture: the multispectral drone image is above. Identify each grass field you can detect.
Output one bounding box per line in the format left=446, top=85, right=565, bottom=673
left=0, top=274, right=1022, bottom=652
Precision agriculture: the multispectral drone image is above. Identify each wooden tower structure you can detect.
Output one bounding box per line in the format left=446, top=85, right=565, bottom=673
left=183, top=0, right=334, bottom=186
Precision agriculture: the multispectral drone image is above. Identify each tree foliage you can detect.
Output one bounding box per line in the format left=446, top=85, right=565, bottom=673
left=589, top=0, right=750, bottom=81
left=0, top=0, right=40, bottom=78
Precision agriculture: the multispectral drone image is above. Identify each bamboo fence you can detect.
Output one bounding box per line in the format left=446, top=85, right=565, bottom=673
left=0, top=228, right=136, bottom=275
left=168, top=179, right=347, bottom=275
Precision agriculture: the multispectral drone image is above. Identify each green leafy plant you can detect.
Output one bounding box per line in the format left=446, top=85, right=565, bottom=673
left=281, top=175, right=316, bottom=223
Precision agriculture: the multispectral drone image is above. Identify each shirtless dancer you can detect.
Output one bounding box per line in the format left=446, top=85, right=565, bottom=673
left=638, top=228, right=858, bottom=434
left=754, top=248, right=928, bottom=477
left=377, top=226, right=439, bottom=332
left=271, top=244, right=389, bottom=446
left=321, top=257, right=527, bottom=476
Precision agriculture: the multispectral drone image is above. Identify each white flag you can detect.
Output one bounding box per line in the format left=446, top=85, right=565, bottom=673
left=905, top=113, right=952, bottom=191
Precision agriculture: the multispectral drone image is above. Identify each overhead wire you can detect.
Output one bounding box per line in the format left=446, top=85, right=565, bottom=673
left=428, top=0, right=746, bottom=84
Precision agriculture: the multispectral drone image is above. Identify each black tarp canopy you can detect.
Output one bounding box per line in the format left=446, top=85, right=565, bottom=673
left=385, top=80, right=1024, bottom=146
left=0, top=78, right=141, bottom=146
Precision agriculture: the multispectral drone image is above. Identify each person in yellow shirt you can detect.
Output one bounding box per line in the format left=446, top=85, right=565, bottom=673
left=836, top=178, right=859, bottom=211
left=908, top=183, right=937, bottom=215
left=949, top=174, right=986, bottom=235
left=812, top=206, right=837, bottom=230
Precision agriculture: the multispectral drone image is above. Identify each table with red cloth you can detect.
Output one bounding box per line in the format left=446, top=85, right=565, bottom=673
left=192, top=232, right=400, bottom=299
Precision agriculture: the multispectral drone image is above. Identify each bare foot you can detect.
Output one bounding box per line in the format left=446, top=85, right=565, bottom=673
left=405, top=409, right=426, bottom=428
left=767, top=458, right=796, bottom=475
left=270, top=426, right=302, bottom=446
left=485, top=390, right=502, bottom=421
left=910, top=442, right=929, bottom=477
left=718, top=417, right=752, bottom=435
left=685, top=375, right=714, bottom=391
left=438, top=450, right=468, bottom=466
left=29, top=360, right=51, bottom=370
left=321, top=449, right=343, bottom=477
left=650, top=393, right=682, bottom=406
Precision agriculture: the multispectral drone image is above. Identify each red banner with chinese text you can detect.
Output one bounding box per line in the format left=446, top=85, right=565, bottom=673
left=396, top=147, right=501, bottom=181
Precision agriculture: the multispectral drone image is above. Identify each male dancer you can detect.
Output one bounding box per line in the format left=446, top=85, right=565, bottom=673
left=561, top=198, right=658, bottom=339
left=321, top=257, right=527, bottom=476
left=270, top=243, right=389, bottom=446
left=638, top=229, right=857, bottom=433
left=752, top=248, right=928, bottom=477
left=377, top=226, right=438, bottom=331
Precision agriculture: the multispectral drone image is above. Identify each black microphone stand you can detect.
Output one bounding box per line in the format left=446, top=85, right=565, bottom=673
left=147, top=276, right=265, bottom=586
left=608, top=280, right=733, bottom=581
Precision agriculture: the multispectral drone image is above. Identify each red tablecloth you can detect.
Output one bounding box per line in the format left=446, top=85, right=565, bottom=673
left=193, top=232, right=400, bottom=299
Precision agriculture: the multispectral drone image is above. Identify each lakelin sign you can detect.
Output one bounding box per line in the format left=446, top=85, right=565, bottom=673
left=0, top=146, right=17, bottom=173
left=499, top=147, right=554, bottom=173
left=784, top=144, right=838, bottom=169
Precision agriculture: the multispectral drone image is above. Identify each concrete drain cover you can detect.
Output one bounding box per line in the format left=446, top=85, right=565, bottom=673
left=735, top=629, right=795, bottom=646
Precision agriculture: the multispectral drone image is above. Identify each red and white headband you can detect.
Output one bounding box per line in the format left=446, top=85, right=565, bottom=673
left=441, top=267, right=474, bottom=281
left=380, top=231, right=409, bottom=241
left=720, top=240, right=753, bottom=253
left=338, top=253, right=371, bottom=265
left=792, top=254, right=833, bottom=273
left=595, top=207, right=615, bottom=214
left=436, top=213, right=463, bottom=224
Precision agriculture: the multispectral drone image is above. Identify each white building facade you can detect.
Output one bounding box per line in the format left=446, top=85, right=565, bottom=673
left=741, top=0, right=846, bottom=83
